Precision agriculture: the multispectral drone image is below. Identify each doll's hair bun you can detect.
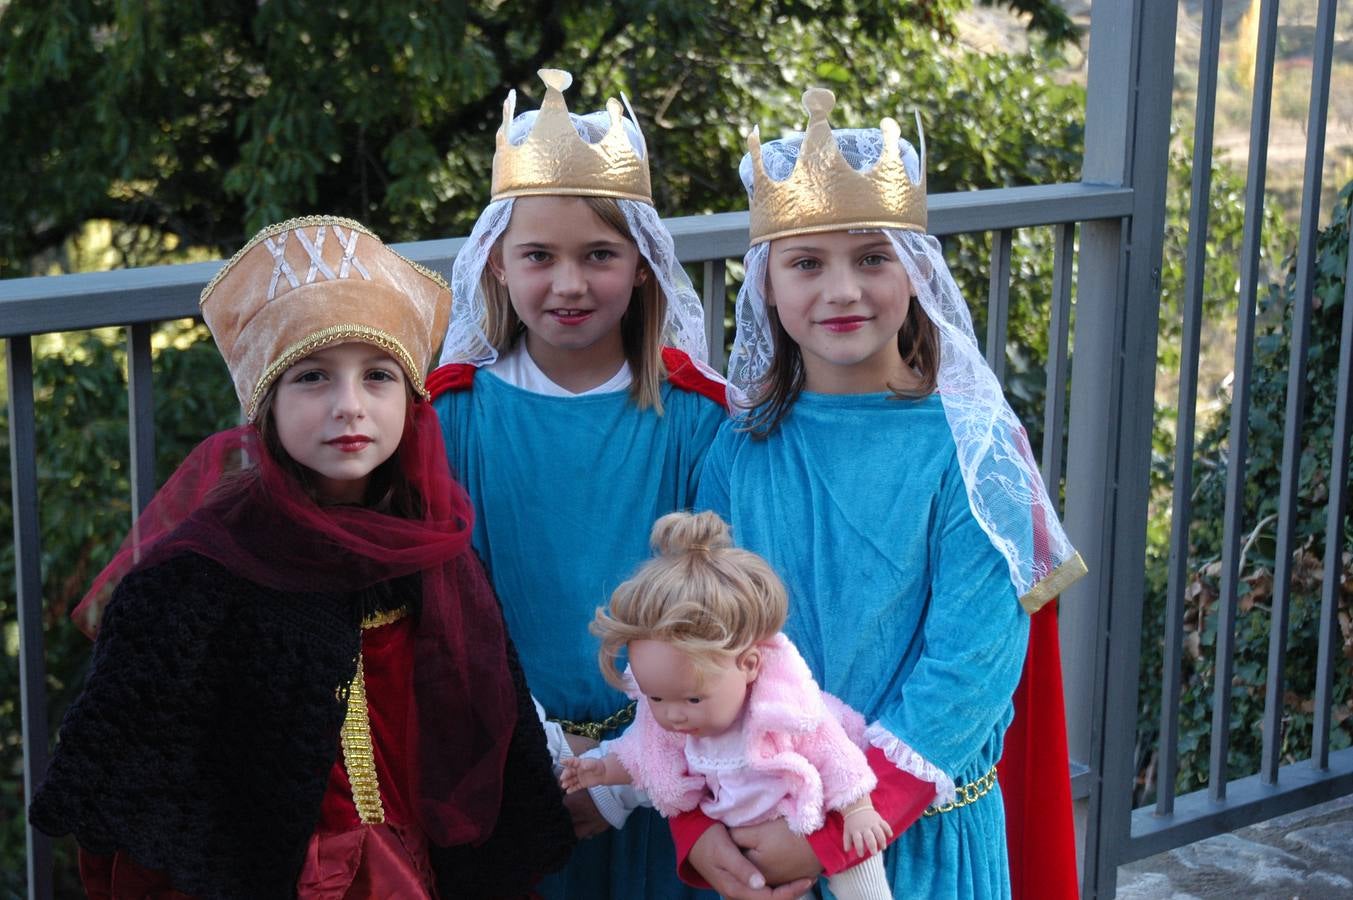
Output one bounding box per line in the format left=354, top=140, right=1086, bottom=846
left=594, top=510, right=788, bottom=691
left=650, top=511, right=733, bottom=558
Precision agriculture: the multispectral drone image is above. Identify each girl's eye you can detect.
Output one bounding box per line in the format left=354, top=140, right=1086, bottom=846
left=294, top=369, right=325, bottom=383
left=648, top=696, right=663, bottom=704
left=525, top=250, right=550, bottom=263
left=792, top=258, right=821, bottom=271
left=589, top=249, right=616, bottom=262
left=687, top=697, right=702, bottom=704
left=367, top=369, right=399, bottom=383
left=860, top=254, right=890, bottom=267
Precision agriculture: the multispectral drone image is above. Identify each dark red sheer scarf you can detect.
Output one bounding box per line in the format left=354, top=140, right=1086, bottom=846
left=72, top=401, right=515, bottom=848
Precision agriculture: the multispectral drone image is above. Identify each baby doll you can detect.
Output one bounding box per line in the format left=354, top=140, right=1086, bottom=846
left=561, top=511, right=894, bottom=900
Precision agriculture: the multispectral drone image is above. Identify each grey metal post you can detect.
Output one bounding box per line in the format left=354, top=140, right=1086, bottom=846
left=1263, top=0, right=1340, bottom=786
left=986, top=229, right=1013, bottom=386
left=128, top=323, right=157, bottom=516
left=1160, top=0, right=1224, bottom=817
left=1063, top=1, right=1179, bottom=896
left=8, top=337, right=53, bottom=900
left=702, top=259, right=728, bottom=371
left=1213, top=0, right=1280, bottom=803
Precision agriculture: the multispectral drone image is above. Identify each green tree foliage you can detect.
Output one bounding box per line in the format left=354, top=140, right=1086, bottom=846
left=1135, top=180, right=1353, bottom=805
left=0, top=0, right=1077, bottom=276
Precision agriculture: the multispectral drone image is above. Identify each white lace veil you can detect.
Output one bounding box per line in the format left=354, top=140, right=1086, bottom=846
left=730, top=128, right=1084, bottom=607
left=438, top=102, right=710, bottom=370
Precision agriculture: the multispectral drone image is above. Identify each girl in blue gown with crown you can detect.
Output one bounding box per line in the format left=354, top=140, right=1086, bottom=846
left=673, top=89, right=1086, bottom=900
left=430, top=70, right=727, bottom=899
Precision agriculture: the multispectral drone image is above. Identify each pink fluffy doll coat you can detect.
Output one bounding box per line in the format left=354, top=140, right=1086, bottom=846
left=611, top=632, right=877, bottom=834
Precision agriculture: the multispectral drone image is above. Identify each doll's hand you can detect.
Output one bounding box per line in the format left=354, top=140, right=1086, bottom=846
left=840, top=801, right=893, bottom=856
left=558, top=756, right=607, bottom=793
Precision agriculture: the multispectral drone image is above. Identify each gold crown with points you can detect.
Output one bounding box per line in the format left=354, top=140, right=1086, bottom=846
left=747, top=88, right=926, bottom=244
left=491, top=69, right=652, bottom=204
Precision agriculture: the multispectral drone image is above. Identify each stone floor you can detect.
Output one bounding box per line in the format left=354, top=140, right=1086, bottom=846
left=1116, top=793, right=1353, bottom=899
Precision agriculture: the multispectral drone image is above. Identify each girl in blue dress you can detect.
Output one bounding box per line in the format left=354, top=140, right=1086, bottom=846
left=431, top=70, right=726, bottom=900
left=677, top=89, right=1086, bottom=899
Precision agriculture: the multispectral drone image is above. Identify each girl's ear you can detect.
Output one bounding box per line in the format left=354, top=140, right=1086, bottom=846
left=487, top=246, right=507, bottom=285
left=633, top=263, right=650, bottom=288
left=737, top=647, right=763, bottom=683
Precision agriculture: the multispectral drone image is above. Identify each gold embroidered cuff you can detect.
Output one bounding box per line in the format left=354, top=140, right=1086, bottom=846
left=1019, top=552, right=1089, bottom=614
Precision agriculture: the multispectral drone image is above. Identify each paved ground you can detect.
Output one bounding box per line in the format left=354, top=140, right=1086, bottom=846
left=1116, top=793, right=1353, bottom=899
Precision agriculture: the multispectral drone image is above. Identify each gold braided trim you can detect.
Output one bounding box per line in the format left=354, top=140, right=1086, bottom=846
left=340, top=652, right=386, bottom=825
left=199, top=215, right=448, bottom=306
left=1020, top=552, right=1089, bottom=614
left=362, top=606, right=409, bottom=630
left=922, top=765, right=999, bottom=817
left=550, top=701, right=637, bottom=742
left=246, top=324, right=426, bottom=421
left=752, top=219, right=928, bottom=245
left=493, top=186, right=654, bottom=205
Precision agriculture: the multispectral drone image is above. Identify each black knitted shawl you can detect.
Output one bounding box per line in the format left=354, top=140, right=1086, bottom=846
left=29, top=552, right=574, bottom=899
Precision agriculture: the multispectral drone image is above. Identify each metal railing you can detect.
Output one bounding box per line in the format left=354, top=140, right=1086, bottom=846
left=4, top=182, right=1128, bottom=899
left=1068, top=1, right=1353, bottom=897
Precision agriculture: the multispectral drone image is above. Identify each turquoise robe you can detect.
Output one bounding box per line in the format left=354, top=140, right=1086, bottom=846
left=696, top=392, right=1029, bottom=900
left=435, top=369, right=724, bottom=900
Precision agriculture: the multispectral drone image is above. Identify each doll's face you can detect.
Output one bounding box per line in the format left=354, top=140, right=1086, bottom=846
left=487, top=195, right=647, bottom=384
left=272, top=342, right=407, bottom=503
left=766, top=229, right=917, bottom=394
left=628, top=639, right=760, bottom=739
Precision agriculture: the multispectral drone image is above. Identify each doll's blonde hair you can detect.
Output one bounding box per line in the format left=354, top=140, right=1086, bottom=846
left=482, top=196, right=669, bottom=412
left=592, top=510, right=788, bottom=690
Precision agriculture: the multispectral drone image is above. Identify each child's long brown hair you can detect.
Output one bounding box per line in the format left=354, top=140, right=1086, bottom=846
left=482, top=196, right=669, bottom=412
left=744, top=279, right=941, bottom=438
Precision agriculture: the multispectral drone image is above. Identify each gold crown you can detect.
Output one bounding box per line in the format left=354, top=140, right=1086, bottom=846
left=747, top=88, right=926, bottom=244
left=491, top=69, right=651, bottom=204
left=200, top=216, right=451, bottom=421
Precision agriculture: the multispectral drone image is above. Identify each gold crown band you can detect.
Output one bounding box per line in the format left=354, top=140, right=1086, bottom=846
left=491, top=69, right=652, bottom=204
left=747, top=88, right=927, bottom=244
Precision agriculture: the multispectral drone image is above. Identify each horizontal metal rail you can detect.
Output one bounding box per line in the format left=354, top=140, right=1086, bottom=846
left=0, top=183, right=1133, bottom=338
left=1125, top=747, right=1353, bottom=863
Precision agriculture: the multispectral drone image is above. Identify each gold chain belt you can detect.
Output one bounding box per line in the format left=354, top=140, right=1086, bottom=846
left=550, top=701, right=637, bottom=742
left=922, top=765, right=999, bottom=817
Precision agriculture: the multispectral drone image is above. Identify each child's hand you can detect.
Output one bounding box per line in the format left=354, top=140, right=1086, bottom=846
left=558, top=755, right=607, bottom=793
left=841, top=801, right=893, bottom=856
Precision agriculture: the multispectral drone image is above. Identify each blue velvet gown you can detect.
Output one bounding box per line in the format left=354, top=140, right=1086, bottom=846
left=696, top=391, right=1029, bottom=900
left=436, top=368, right=724, bottom=899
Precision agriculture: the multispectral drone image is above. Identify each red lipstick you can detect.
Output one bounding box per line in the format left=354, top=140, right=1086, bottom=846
left=327, top=435, right=372, bottom=453
left=819, top=316, right=871, bottom=333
